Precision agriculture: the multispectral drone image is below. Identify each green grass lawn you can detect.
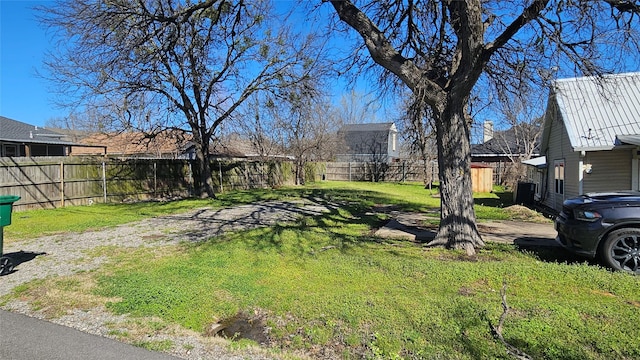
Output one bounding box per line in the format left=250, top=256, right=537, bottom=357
left=3, top=181, right=639, bottom=359
left=4, top=198, right=213, bottom=241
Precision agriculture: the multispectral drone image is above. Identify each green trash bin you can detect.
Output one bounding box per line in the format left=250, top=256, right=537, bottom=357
left=0, top=195, right=21, bottom=275
left=0, top=195, right=21, bottom=227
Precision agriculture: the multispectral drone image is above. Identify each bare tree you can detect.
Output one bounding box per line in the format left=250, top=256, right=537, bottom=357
left=338, top=90, right=381, bottom=124
left=39, top=0, right=323, bottom=197
left=400, top=96, right=437, bottom=187
left=490, top=91, right=545, bottom=189
left=232, top=98, right=284, bottom=160
left=326, top=0, right=640, bottom=255
left=271, top=94, right=340, bottom=185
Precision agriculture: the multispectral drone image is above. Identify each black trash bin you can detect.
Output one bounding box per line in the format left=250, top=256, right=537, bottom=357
left=515, top=182, right=536, bottom=205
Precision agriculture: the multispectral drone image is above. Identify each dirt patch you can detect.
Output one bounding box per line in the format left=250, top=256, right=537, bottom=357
left=206, top=310, right=269, bottom=345
left=504, top=205, right=549, bottom=223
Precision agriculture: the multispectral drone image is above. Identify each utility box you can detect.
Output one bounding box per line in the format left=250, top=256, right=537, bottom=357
left=0, top=195, right=21, bottom=227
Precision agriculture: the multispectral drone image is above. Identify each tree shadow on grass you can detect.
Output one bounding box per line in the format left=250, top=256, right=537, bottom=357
left=193, top=188, right=431, bottom=259
left=474, top=191, right=514, bottom=208
left=512, top=237, right=597, bottom=266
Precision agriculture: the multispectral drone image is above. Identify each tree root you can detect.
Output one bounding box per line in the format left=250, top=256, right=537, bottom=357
left=428, top=236, right=479, bottom=256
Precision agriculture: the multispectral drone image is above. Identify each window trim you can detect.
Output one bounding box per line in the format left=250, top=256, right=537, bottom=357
left=554, top=160, right=565, bottom=195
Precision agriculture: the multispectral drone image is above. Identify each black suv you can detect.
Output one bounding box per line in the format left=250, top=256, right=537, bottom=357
left=555, top=192, right=640, bottom=274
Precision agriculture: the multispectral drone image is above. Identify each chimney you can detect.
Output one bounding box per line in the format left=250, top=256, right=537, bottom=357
left=483, top=120, right=493, bottom=143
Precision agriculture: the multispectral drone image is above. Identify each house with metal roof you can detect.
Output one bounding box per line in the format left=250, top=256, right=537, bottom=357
left=538, top=72, right=640, bottom=211
left=336, top=122, right=399, bottom=163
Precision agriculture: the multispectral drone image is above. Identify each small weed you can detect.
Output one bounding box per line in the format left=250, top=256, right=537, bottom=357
left=132, top=339, right=173, bottom=352
left=107, top=329, right=130, bottom=338
left=2, top=274, right=118, bottom=319
left=228, top=338, right=259, bottom=351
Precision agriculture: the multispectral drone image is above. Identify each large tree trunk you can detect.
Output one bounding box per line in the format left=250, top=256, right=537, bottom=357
left=295, top=159, right=305, bottom=185
left=191, top=127, right=216, bottom=198
left=430, top=102, right=484, bottom=255
left=193, top=148, right=216, bottom=198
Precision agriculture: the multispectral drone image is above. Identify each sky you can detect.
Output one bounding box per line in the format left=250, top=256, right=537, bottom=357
left=0, top=0, right=388, bottom=130
left=1, top=1, right=66, bottom=127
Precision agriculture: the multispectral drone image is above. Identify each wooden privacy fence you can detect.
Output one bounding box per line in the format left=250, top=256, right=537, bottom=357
left=470, top=164, right=493, bottom=193
left=324, top=161, right=493, bottom=193
left=214, top=160, right=293, bottom=192
left=0, top=157, right=193, bottom=211
left=325, top=161, right=438, bottom=183
left=1, top=157, right=493, bottom=211
left=0, top=157, right=295, bottom=211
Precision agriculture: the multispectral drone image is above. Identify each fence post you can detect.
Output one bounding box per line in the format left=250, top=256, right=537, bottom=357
left=60, top=161, right=65, bottom=208
left=153, top=161, right=157, bottom=197
left=186, top=161, right=193, bottom=196
left=102, top=161, right=107, bottom=203
left=402, top=161, right=406, bottom=182
left=349, top=162, right=352, bottom=182
left=218, top=161, right=223, bottom=193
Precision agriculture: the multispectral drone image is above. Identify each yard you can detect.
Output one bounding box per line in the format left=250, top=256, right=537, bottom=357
left=1, top=181, right=639, bottom=360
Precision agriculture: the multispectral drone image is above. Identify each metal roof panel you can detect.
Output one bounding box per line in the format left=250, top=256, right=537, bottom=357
left=553, top=72, right=640, bottom=150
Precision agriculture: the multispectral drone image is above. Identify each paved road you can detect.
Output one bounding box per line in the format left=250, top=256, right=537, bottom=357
left=0, top=310, right=181, bottom=360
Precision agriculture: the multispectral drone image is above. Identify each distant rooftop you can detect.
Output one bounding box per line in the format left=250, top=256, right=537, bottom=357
left=0, top=116, right=75, bottom=145
left=340, top=122, right=397, bottom=132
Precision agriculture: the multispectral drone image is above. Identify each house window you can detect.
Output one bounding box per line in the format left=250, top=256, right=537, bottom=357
left=31, top=144, right=48, bottom=156
left=554, top=160, right=564, bottom=195
left=392, top=133, right=396, bottom=152
left=2, top=144, right=17, bottom=157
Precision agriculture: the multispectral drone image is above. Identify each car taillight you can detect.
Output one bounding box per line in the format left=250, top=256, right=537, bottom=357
left=574, top=210, right=602, bottom=222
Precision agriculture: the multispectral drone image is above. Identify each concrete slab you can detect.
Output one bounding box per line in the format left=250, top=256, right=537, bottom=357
left=375, top=212, right=558, bottom=247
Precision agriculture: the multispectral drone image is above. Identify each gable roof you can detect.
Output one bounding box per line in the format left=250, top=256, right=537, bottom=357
left=74, top=131, right=189, bottom=157
left=542, top=72, right=640, bottom=152
left=340, top=122, right=397, bottom=133
left=472, top=124, right=540, bottom=157
left=0, top=116, right=74, bottom=145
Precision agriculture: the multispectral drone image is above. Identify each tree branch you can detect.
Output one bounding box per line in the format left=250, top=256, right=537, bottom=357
left=485, top=0, right=550, bottom=57
left=604, top=0, right=640, bottom=13
left=327, top=0, right=443, bottom=103
left=485, top=282, right=533, bottom=360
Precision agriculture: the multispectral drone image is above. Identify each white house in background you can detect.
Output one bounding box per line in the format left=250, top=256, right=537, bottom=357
left=538, top=72, right=640, bottom=212
left=337, top=122, right=399, bottom=163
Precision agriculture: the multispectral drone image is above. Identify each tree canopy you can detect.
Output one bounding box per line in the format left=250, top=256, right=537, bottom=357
left=39, top=0, right=325, bottom=197
left=327, top=0, right=640, bottom=254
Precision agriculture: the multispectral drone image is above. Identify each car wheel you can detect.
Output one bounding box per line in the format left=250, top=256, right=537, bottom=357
left=601, top=228, right=640, bottom=274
